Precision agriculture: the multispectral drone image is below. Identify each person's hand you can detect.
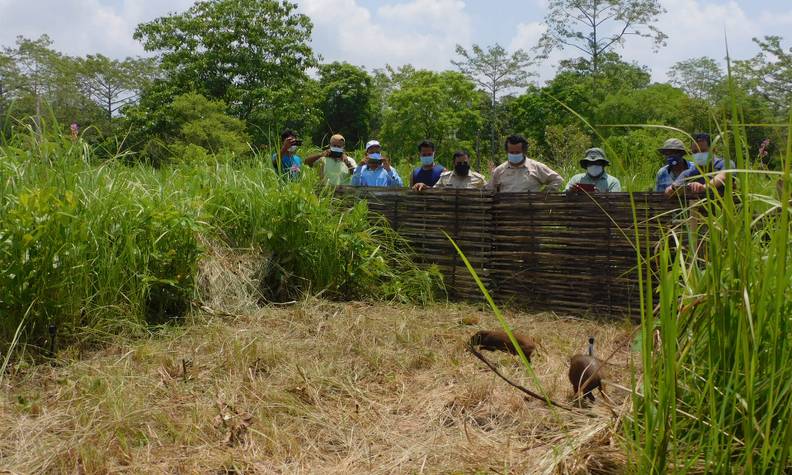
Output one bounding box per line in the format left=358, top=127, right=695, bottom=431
left=280, top=136, right=296, bottom=154
left=487, top=161, right=495, bottom=173
left=412, top=182, right=429, bottom=192
left=322, top=149, right=331, bottom=158
left=382, top=156, right=392, bottom=172
left=664, top=185, right=678, bottom=198
left=344, top=156, right=355, bottom=170
left=688, top=182, right=707, bottom=193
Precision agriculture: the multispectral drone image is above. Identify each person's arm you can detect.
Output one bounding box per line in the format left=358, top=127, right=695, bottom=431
left=655, top=175, right=666, bottom=193
left=666, top=172, right=687, bottom=197
left=609, top=177, right=622, bottom=192
left=351, top=166, right=363, bottom=186
left=389, top=172, right=404, bottom=188
left=472, top=173, right=486, bottom=189
left=382, top=158, right=403, bottom=187
left=305, top=150, right=328, bottom=167
left=343, top=154, right=357, bottom=172
left=484, top=167, right=499, bottom=191
left=538, top=162, right=564, bottom=191
left=710, top=171, right=728, bottom=189
left=564, top=174, right=579, bottom=192
left=279, top=136, right=295, bottom=157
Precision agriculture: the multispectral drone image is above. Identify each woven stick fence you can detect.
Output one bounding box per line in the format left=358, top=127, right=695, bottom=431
left=336, top=187, right=683, bottom=319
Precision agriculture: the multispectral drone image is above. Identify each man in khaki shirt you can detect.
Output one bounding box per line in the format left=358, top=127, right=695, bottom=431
left=416, top=150, right=486, bottom=190
left=486, top=135, right=564, bottom=192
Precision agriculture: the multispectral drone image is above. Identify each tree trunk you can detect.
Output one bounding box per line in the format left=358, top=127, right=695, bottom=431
left=106, top=84, right=113, bottom=122
left=35, top=93, right=42, bottom=137
left=490, top=89, right=497, bottom=161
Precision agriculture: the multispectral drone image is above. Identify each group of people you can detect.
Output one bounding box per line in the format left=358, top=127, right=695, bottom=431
left=272, top=129, right=731, bottom=196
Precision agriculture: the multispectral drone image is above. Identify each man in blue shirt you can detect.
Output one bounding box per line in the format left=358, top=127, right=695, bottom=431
left=272, top=129, right=302, bottom=179
left=410, top=140, right=444, bottom=190
left=655, top=138, right=694, bottom=192
left=665, top=133, right=733, bottom=197
left=351, top=140, right=403, bottom=188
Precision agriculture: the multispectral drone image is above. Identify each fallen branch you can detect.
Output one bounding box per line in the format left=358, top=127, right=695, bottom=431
left=467, top=344, right=572, bottom=412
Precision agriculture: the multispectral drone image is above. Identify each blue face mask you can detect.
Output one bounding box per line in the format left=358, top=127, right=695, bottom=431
left=693, top=152, right=709, bottom=167
left=507, top=153, right=524, bottom=164
left=368, top=152, right=382, bottom=160
left=666, top=155, right=683, bottom=167
left=420, top=155, right=434, bottom=166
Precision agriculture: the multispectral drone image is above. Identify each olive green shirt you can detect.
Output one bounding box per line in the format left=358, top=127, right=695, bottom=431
left=564, top=172, right=621, bottom=192
left=320, top=155, right=357, bottom=186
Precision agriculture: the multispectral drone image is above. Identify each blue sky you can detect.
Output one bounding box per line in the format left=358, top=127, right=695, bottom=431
left=2, top=0, right=791, bottom=83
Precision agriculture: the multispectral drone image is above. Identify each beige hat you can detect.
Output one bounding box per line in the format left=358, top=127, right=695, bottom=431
left=658, top=138, right=687, bottom=153
left=330, top=134, right=345, bottom=145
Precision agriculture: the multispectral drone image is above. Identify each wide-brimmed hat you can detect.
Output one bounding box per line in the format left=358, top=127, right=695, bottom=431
left=579, top=147, right=610, bottom=167
left=658, top=138, right=687, bottom=153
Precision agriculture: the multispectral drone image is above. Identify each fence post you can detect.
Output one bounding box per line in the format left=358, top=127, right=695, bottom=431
left=451, top=190, right=459, bottom=290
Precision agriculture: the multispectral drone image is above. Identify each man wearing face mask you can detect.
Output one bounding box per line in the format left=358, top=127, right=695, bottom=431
left=305, top=134, right=357, bottom=185
left=486, top=135, right=563, bottom=192
left=426, top=150, right=486, bottom=190
left=272, top=129, right=303, bottom=179
left=410, top=140, right=445, bottom=190
left=655, top=138, right=694, bottom=192
left=665, top=133, right=733, bottom=197
left=351, top=140, right=403, bottom=188
left=564, top=148, right=621, bottom=192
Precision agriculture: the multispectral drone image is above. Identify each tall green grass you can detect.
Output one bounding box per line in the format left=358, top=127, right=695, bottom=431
left=0, top=123, right=442, bottom=354
left=624, top=81, right=792, bottom=471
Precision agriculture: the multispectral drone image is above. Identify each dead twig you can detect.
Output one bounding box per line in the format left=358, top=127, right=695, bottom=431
left=467, top=344, right=572, bottom=412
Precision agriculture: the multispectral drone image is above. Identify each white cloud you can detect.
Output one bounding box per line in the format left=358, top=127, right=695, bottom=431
left=619, top=0, right=761, bottom=80
left=507, top=0, right=787, bottom=83
left=300, top=0, right=472, bottom=70
left=509, top=21, right=559, bottom=84
left=0, top=0, right=194, bottom=58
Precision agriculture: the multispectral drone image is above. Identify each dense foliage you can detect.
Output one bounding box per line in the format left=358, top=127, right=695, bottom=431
left=1, top=0, right=789, bottom=170
left=0, top=126, right=442, bottom=352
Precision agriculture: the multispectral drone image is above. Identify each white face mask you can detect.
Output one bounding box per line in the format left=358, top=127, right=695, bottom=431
left=288, top=145, right=298, bottom=153
left=507, top=153, right=524, bottom=164
left=693, top=152, right=709, bottom=167
left=330, top=146, right=344, bottom=153
left=587, top=165, right=604, bottom=177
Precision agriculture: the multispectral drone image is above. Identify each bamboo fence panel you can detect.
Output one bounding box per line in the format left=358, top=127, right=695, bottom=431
left=335, top=187, right=684, bottom=318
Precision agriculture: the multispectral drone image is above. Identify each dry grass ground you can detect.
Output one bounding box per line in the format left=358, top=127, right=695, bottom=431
left=0, top=301, right=638, bottom=474
left=0, top=249, right=641, bottom=474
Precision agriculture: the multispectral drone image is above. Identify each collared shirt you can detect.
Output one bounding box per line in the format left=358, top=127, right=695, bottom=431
left=272, top=153, right=302, bottom=180
left=673, top=158, right=733, bottom=187
left=320, top=155, right=357, bottom=186
left=351, top=165, right=403, bottom=188
left=655, top=161, right=693, bottom=192
left=434, top=170, right=487, bottom=189
left=486, top=158, right=563, bottom=192
left=564, top=172, right=621, bottom=192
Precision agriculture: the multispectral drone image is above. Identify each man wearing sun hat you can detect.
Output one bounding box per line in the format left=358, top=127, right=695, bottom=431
left=564, top=147, right=621, bottom=193
left=351, top=140, right=403, bottom=187
left=655, top=138, right=694, bottom=192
